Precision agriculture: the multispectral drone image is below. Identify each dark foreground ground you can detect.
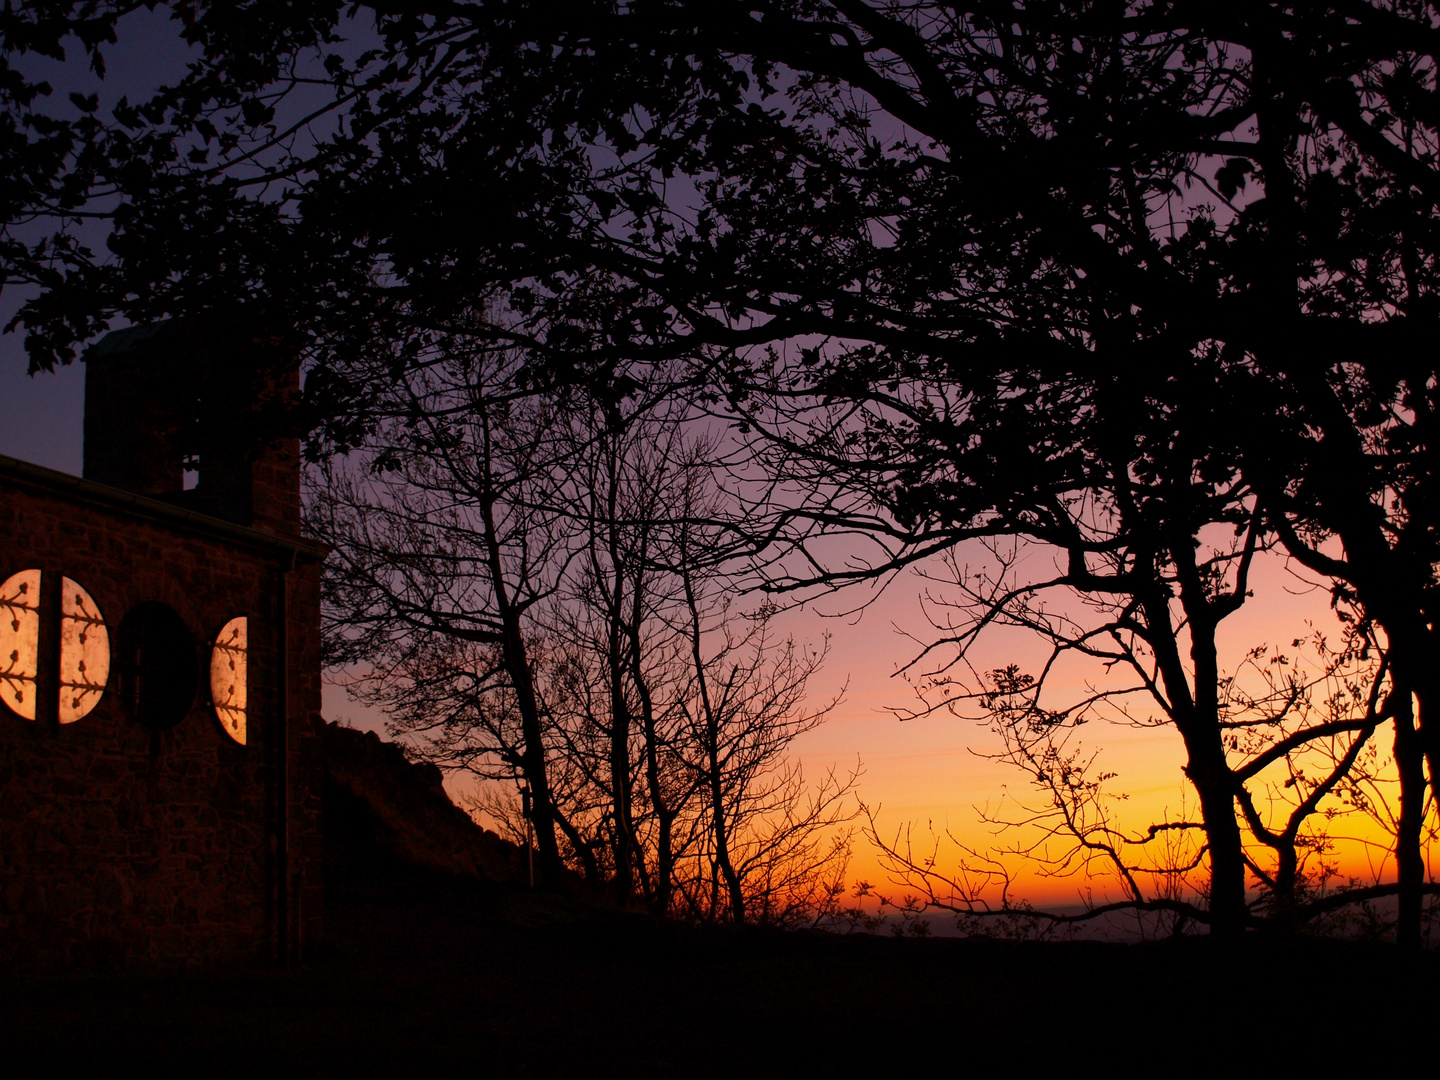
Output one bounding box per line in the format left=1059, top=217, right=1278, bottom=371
left=4, top=876, right=1436, bottom=1074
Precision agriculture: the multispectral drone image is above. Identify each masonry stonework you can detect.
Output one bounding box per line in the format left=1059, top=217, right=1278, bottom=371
left=0, top=324, right=324, bottom=971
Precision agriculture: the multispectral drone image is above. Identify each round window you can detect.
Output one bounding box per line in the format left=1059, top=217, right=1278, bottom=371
left=115, top=602, right=197, bottom=731
left=210, top=616, right=248, bottom=746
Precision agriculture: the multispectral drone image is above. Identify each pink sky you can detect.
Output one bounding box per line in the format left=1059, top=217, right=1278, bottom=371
left=2, top=357, right=1416, bottom=912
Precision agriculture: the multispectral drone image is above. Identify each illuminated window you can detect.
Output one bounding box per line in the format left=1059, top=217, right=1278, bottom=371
left=116, top=602, right=197, bottom=731
left=210, top=616, right=248, bottom=746
left=0, top=569, right=41, bottom=720
left=59, top=577, right=110, bottom=724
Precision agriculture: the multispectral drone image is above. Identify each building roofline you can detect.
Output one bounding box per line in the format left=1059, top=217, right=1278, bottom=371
left=0, top=453, right=329, bottom=563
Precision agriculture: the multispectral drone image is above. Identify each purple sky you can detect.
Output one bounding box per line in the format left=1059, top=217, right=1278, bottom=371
left=1, top=11, right=1385, bottom=915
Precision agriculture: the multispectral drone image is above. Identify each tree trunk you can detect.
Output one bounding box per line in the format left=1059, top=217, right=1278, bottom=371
left=1275, top=361, right=1435, bottom=944
left=1405, top=666, right=1440, bottom=850
left=507, top=617, right=564, bottom=882
left=1147, top=555, right=1248, bottom=939
left=603, top=498, right=639, bottom=904
left=1393, top=692, right=1425, bottom=951
left=642, top=715, right=676, bottom=917
left=475, top=466, right=563, bottom=882
left=551, top=800, right=600, bottom=883
left=608, top=642, right=635, bottom=903
left=1349, top=619, right=1427, bottom=950
left=710, top=754, right=745, bottom=923
left=490, top=557, right=562, bottom=881
left=1185, top=747, right=1248, bottom=938
left=627, top=583, right=675, bottom=915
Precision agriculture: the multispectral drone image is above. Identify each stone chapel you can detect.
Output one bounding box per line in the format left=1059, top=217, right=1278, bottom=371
left=0, top=322, right=325, bottom=970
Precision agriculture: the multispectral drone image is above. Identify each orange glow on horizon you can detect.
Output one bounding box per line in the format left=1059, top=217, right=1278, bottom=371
left=326, top=545, right=1437, bottom=924
left=781, top=545, right=1436, bottom=918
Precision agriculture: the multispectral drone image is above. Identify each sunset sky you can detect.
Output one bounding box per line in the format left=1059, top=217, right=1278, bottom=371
left=5, top=4, right=1427, bottom=922
left=1, top=347, right=1408, bottom=913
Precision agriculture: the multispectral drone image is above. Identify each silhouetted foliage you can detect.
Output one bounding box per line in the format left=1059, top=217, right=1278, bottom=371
left=309, top=341, right=857, bottom=919
left=6, top=1, right=1440, bottom=938
left=867, top=604, right=1422, bottom=938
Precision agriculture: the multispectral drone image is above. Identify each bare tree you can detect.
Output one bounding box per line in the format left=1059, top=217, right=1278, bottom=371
left=540, top=405, right=704, bottom=907
left=539, top=413, right=861, bottom=923
left=310, top=335, right=585, bottom=882
left=312, top=340, right=860, bottom=917
left=672, top=566, right=857, bottom=925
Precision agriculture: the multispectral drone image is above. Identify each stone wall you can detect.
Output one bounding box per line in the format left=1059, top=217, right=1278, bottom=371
left=0, top=461, right=324, bottom=971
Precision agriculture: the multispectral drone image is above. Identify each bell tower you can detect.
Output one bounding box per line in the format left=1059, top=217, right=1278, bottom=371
left=83, top=320, right=301, bottom=536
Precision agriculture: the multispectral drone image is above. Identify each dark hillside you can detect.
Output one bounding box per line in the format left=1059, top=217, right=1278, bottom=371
left=5, top=881, right=1434, bottom=1072
left=4, top=727, right=1433, bottom=1071
left=323, top=722, right=524, bottom=886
